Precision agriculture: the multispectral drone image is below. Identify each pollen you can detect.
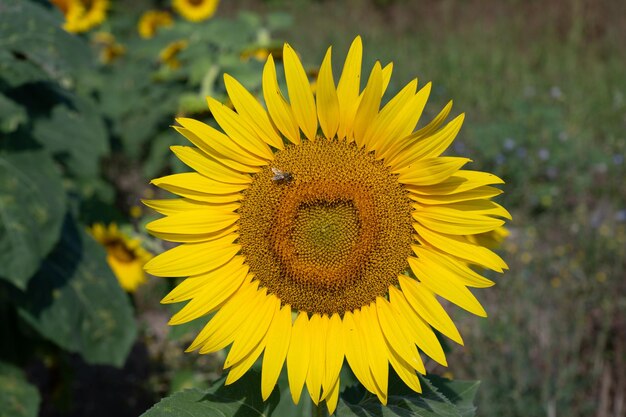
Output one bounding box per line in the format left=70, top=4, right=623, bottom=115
left=238, top=139, right=413, bottom=315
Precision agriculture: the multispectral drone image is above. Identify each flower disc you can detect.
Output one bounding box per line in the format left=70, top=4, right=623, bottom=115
left=239, top=139, right=413, bottom=315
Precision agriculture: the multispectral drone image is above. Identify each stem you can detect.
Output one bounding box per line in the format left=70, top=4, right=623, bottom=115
left=313, top=401, right=328, bottom=417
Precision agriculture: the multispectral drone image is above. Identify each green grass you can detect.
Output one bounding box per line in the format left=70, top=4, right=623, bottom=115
left=255, top=0, right=626, bottom=415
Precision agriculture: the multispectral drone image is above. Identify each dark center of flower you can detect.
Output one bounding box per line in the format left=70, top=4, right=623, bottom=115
left=238, top=139, right=413, bottom=316
left=105, top=240, right=136, bottom=263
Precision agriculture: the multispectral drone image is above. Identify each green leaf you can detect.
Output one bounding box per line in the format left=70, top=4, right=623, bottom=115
left=16, top=217, right=137, bottom=367
left=141, top=371, right=280, bottom=417
left=0, top=93, right=26, bottom=133
left=32, top=95, right=109, bottom=178
left=0, top=0, right=91, bottom=85
left=334, top=374, right=479, bottom=417
left=0, top=151, right=66, bottom=289
left=0, top=361, right=40, bottom=417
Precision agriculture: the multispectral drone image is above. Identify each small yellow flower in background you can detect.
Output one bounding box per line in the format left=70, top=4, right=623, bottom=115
left=51, top=0, right=109, bottom=33
left=138, top=10, right=174, bottom=39
left=240, top=45, right=282, bottom=62
left=92, top=32, right=125, bottom=64
left=144, top=36, right=510, bottom=414
left=159, top=40, right=188, bottom=69
left=172, top=0, right=219, bottom=22
left=90, top=223, right=153, bottom=293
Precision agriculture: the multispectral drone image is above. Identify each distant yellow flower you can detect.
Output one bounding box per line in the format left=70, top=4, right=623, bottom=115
left=159, top=40, right=188, bottom=69
left=240, top=45, right=282, bottom=62
left=92, top=32, right=125, bottom=64
left=51, top=0, right=109, bottom=33
left=145, top=37, right=510, bottom=413
left=90, top=223, right=152, bottom=292
left=173, top=0, right=219, bottom=22
left=138, top=10, right=173, bottom=39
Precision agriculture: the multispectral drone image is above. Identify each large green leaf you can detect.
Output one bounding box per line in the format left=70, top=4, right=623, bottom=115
left=17, top=217, right=137, bottom=367
left=0, top=361, right=40, bottom=417
left=0, top=93, right=26, bottom=133
left=141, top=371, right=280, bottom=417
left=0, top=0, right=91, bottom=85
left=0, top=151, right=66, bottom=289
left=32, top=95, right=109, bottom=177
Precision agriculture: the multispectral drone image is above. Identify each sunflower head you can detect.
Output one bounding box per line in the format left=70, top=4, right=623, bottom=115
left=92, top=32, right=125, bottom=64
left=159, top=40, right=188, bottom=69
left=172, top=0, right=219, bottom=22
left=144, top=36, right=509, bottom=414
left=138, top=10, right=174, bottom=39
left=52, top=0, right=109, bottom=33
left=90, top=223, right=153, bottom=293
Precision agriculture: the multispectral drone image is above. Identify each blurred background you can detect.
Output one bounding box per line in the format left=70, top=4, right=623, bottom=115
left=0, top=0, right=625, bottom=416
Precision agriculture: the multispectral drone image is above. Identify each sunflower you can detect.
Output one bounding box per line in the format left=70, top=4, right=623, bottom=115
left=92, top=32, right=125, bottom=64
left=138, top=10, right=174, bottom=39
left=159, top=40, right=188, bottom=70
left=172, top=0, right=219, bottom=22
left=144, top=37, right=509, bottom=413
left=51, top=0, right=108, bottom=33
left=90, top=223, right=153, bottom=293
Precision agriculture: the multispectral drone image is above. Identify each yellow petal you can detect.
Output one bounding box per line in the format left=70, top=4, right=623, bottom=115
left=226, top=328, right=268, bottom=385
left=207, top=97, right=274, bottom=160
left=413, top=206, right=505, bottom=235
left=175, top=119, right=267, bottom=168
left=261, top=304, right=292, bottom=400
left=413, top=222, right=507, bottom=272
left=142, top=198, right=240, bottom=216
left=174, top=126, right=260, bottom=174
left=287, top=312, right=310, bottom=404
left=389, top=286, right=448, bottom=366
left=186, top=277, right=257, bottom=352
left=356, top=306, right=388, bottom=404
left=325, top=376, right=341, bottom=415
left=363, top=79, right=417, bottom=153
left=396, top=157, right=471, bottom=185
left=409, top=185, right=503, bottom=205
left=376, top=297, right=425, bottom=374
left=167, top=264, right=249, bottom=325
left=224, top=73, right=284, bottom=150
left=284, top=43, right=318, bottom=141
left=305, top=314, right=327, bottom=405
left=399, top=275, right=464, bottom=345
left=263, top=55, right=301, bottom=144
left=316, top=47, right=340, bottom=140
left=144, top=234, right=239, bottom=277
left=342, top=311, right=376, bottom=394
left=197, top=280, right=262, bottom=354
left=161, top=256, right=246, bottom=303
left=336, top=36, right=363, bottom=139
left=412, top=246, right=494, bottom=288
left=170, top=146, right=252, bottom=185
left=147, top=209, right=237, bottom=237
left=353, top=62, right=383, bottom=148
left=225, top=293, right=278, bottom=368
left=375, top=83, right=432, bottom=159
left=383, top=100, right=453, bottom=163
left=381, top=62, right=393, bottom=93
left=152, top=172, right=247, bottom=195
left=408, top=256, right=487, bottom=317
left=408, top=170, right=504, bottom=195
left=322, top=313, right=344, bottom=398
left=387, top=345, right=422, bottom=393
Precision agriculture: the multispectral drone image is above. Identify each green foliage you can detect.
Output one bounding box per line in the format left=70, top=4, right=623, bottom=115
left=0, top=151, right=66, bottom=289
left=142, top=371, right=478, bottom=417
left=0, top=362, right=40, bottom=417
left=16, top=218, right=137, bottom=367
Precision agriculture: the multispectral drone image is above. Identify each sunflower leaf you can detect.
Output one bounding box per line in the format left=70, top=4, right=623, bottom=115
left=0, top=361, right=40, bottom=417
left=0, top=151, right=66, bottom=290
left=141, top=371, right=280, bottom=417
left=16, top=216, right=137, bottom=367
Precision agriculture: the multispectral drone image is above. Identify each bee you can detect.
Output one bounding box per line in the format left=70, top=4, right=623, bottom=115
left=271, top=167, right=293, bottom=184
